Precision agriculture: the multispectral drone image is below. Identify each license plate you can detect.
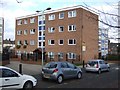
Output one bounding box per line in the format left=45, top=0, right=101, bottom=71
left=44, top=74, right=50, bottom=78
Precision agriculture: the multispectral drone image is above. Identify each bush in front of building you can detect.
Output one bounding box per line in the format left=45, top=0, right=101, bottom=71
left=106, top=54, right=119, bottom=61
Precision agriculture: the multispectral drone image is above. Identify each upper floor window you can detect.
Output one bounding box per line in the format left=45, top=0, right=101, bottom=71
left=24, top=19, right=28, bottom=24
left=68, top=25, right=76, bottom=31
left=24, top=30, right=28, bottom=35
left=30, top=29, right=35, bottom=34
left=68, top=39, right=76, bottom=45
left=17, top=30, right=22, bottom=35
left=17, top=20, right=22, bottom=25
left=48, top=40, right=55, bottom=45
left=17, top=40, right=22, bottom=45
left=59, top=12, right=64, bottom=19
left=48, top=27, right=55, bottom=33
left=59, top=39, right=64, bottom=45
left=68, top=10, right=76, bottom=18
left=30, top=17, right=35, bottom=23
left=48, top=14, right=55, bottom=20
left=59, top=26, right=64, bottom=32
left=39, top=26, right=45, bottom=30
left=24, top=40, right=28, bottom=45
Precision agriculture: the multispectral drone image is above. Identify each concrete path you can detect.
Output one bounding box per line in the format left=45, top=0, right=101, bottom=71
left=5, top=61, right=42, bottom=75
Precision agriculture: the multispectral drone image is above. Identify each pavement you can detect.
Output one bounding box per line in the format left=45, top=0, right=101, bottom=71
left=5, top=61, right=42, bottom=75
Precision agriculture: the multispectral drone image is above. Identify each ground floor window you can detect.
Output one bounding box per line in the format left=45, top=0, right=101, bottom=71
left=48, top=52, right=54, bottom=59
left=58, top=52, right=64, bottom=59
left=67, top=53, right=76, bottom=59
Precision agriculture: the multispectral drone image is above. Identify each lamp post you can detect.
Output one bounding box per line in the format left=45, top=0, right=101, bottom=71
left=36, top=7, right=51, bottom=66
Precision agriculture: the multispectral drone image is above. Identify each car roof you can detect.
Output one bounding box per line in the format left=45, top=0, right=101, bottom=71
left=88, top=59, right=104, bottom=62
left=0, top=66, right=9, bottom=69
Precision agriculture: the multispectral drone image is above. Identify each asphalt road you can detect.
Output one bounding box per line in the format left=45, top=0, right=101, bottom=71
left=33, top=64, right=119, bottom=88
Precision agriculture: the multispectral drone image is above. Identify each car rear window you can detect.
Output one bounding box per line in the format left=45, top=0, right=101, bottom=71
left=88, top=61, right=98, bottom=66
left=44, top=62, right=57, bottom=68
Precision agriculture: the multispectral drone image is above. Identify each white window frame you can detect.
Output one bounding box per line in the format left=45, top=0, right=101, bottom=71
left=48, top=14, right=55, bottom=20
left=17, top=20, right=22, bottom=25
left=24, top=40, right=28, bottom=45
left=17, top=30, right=22, bottom=35
left=17, top=40, right=22, bottom=45
left=67, top=53, right=76, bottom=59
left=58, top=39, right=64, bottom=45
left=24, top=30, right=28, bottom=35
left=30, top=29, right=35, bottom=34
left=68, top=39, right=76, bottom=45
left=30, top=17, right=35, bottom=23
left=59, top=26, right=64, bottom=32
left=48, top=27, right=55, bottom=33
left=48, top=52, right=54, bottom=59
left=59, top=12, right=64, bottom=19
left=58, top=52, right=64, bottom=59
left=24, top=19, right=28, bottom=24
left=48, top=40, right=55, bottom=45
left=68, top=10, right=76, bottom=18
left=68, top=25, right=76, bottom=31
left=30, top=40, right=35, bottom=45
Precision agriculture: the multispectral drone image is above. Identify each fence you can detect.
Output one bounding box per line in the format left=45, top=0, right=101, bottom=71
left=20, top=53, right=82, bottom=64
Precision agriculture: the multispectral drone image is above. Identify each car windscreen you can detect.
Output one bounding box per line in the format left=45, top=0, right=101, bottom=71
left=88, top=61, right=98, bottom=66
left=44, top=62, right=57, bottom=68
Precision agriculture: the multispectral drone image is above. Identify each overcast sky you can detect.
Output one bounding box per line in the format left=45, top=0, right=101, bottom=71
left=0, top=0, right=119, bottom=43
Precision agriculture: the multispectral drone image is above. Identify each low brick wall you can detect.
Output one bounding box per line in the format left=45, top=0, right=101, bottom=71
left=0, top=60, right=10, bottom=66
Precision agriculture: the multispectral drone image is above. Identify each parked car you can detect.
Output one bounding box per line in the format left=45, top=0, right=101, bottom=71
left=85, top=59, right=110, bottom=74
left=41, top=61, right=82, bottom=84
left=0, top=66, right=37, bottom=89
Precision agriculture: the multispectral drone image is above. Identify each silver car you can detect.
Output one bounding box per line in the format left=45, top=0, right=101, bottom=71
left=41, top=61, right=82, bottom=84
left=85, top=59, right=110, bottom=74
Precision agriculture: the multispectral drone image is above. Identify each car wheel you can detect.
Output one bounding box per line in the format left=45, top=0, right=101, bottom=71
left=57, top=75, right=63, bottom=84
left=23, top=81, right=33, bottom=89
left=77, top=72, right=82, bottom=79
left=98, top=69, right=101, bottom=74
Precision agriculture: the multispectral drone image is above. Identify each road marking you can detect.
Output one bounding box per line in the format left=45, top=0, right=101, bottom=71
left=115, top=67, right=119, bottom=70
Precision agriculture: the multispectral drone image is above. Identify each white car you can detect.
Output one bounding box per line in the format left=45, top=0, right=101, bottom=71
left=0, top=66, right=37, bottom=89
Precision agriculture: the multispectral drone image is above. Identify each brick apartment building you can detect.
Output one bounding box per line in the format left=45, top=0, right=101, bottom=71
left=15, top=5, right=99, bottom=62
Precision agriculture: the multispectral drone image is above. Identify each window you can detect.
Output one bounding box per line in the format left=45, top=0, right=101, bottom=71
left=39, top=36, right=45, bottom=40
left=58, top=53, right=64, bottom=59
left=17, top=30, right=22, bottom=35
left=30, top=29, right=35, bottom=34
left=68, top=25, right=76, bottom=31
left=24, top=30, right=28, bottom=35
left=30, top=17, right=35, bottom=23
left=67, top=62, right=76, bottom=69
left=39, top=20, right=45, bottom=25
left=48, top=52, right=54, bottom=59
left=67, top=53, right=76, bottom=59
left=2, top=69, right=19, bottom=77
left=59, top=12, right=64, bottom=19
left=39, top=26, right=45, bottom=30
left=59, top=26, right=64, bottom=32
left=61, top=62, right=68, bottom=68
left=68, top=39, right=76, bottom=45
left=59, top=40, right=64, bottom=45
left=24, top=19, right=28, bottom=24
left=24, top=40, right=28, bottom=45
left=48, top=14, right=55, bottom=20
left=30, top=40, right=35, bottom=45
left=17, top=40, right=22, bottom=45
left=68, top=10, right=76, bottom=18
left=48, top=27, right=55, bottom=33
left=48, top=40, right=55, bottom=45
left=17, top=20, right=22, bottom=25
